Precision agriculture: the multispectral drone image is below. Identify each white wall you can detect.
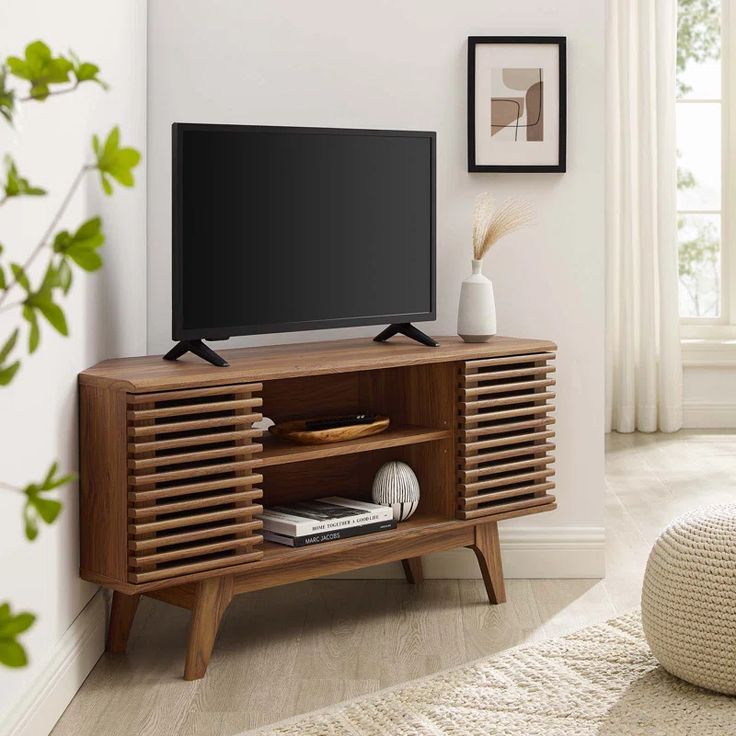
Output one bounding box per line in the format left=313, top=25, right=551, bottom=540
left=683, top=346, right=736, bottom=428
left=147, top=0, right=606, bottom=575
left=0, top=1, right=146, bottom=730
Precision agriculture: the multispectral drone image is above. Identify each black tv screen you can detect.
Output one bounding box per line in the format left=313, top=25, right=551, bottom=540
left=172, top=124, right=436, bottom=341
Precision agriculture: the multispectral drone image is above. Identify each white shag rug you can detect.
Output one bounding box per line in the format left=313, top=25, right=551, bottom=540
left=244, top=611, right=736, bottom=736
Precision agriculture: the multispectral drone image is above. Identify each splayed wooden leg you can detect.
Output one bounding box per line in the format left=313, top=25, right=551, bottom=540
left=469, top=522, right=506, bottom=604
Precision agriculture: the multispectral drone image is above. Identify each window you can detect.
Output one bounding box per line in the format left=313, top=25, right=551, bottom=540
left=677, top=0, right=734, bottom=333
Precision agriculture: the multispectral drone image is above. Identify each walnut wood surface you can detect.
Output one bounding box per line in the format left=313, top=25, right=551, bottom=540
left=79, top=336, right=556, bottom=392
left=80, top=334, right=558, bottom=680
left=401, top=557, right=424, bottom=584
left=260, top=426, right=450, bottom=467
left=184, top=576, right=234, bottom=680
left=468, top=522, right=506, bottom=604
left=106, top=592, right=140, bottom=654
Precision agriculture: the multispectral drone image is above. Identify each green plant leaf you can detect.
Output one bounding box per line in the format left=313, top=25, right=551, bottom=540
left=57, top=259, right=72, bottom=295
left=0, top=329, right=18, bottom=363
left=0, top=331, right=20, bottom=386
left=35, top=301, right=68, bottom=336
left=69, top=52, right=108, bottom=90
left=3, top=157, right=46, bottom=200
left=0, top=361, right=20, bottom=386
left=0, top=611, right=35, bottom=638
left=27, top=312, right=39, bottom=354
left=0, top=265, right=6, bottom=289
left=93, top=127, right=141, bottom=194
left=21, top=463, right=72, bottom=541
left=7, top=41, right=73, bottom=100
left=53, top=217, right=104, bottom=272
left=0, top=67, right=15, bottom=125
left=0, top=639, right=28, bottom=667
left=10, top=263, right=30, bottom=292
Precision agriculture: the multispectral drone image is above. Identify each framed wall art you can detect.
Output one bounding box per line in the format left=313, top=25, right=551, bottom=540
left=468, top=36, right=566, bottom=173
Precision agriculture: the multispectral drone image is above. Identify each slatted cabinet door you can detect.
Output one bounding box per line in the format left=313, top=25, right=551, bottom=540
left=126, top=383, right=265, bottom=584
left=457, top=353, right=557, bottom=520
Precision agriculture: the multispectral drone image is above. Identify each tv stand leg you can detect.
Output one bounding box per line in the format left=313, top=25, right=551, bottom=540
left=468, top=523, right=506, bottom=605
left=107, top=591, right=140, bottom=654
left=373, top=323, right=438, bottom=347
left=401, top=557, right=424, bottom=584
left=184, top=576, right=234, bottom=681
left=163, top=340, right=229, bottom=367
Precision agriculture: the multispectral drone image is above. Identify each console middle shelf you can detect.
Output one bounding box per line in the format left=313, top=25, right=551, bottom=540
left=258, top=425, right=451, bottom=468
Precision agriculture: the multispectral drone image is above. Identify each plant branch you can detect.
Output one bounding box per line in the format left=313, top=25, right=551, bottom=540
left=0, top=300, right=24, bottom=314
left=0, top=480, right=23, bottom=493
left=19, top=82, right=80, bottom=103
left=0, top=163, right=93, bottom=308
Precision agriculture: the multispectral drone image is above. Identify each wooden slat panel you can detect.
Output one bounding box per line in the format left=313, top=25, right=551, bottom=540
left=129, top=506, right=262, bottom=536
left=460, top=416, right=555, bottom=439
left=129, top=520, right=263, bottom=551
left=461, top=391, right=555, bottom=411
left=128, top=413, right=262, bottom=437
left=129, top=550, right=263, bottom=583
left=129, top=443, right=262, bottom=470
left=461, top=365, right=556, bottom=385
left=128, top=397, right=262, bottom=421
left=130, top=476, right=263, bottom=503
left=130, top=536, right=263, bottom=567
left=457, top=495, right=555, bottom=521
left=462, top=378, right=555, bottom=397
left=461, top=468, right=555, bottom=495
left=461, top=404, right=555, bottom=425
left=128, top=459, right=261, bottom=486
left=128, top=490, right=261, bottom=519
left=128, top=383, right=263, bottom=404
left=129, top=428, right=262, bottom=454
left=459, top=481, right=556, bottom=508
left=464, top=353, right=556, bottom=370
left=462, top=442, right=555, bottom=467
left=461, top=455, right=555, bottom=481
left=461, top=430, right=555, bottom=454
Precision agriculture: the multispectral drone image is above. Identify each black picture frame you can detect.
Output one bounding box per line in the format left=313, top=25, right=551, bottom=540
left=171, top=123, right=436, bottom=342
left=467, top=36, right=567, bottom=173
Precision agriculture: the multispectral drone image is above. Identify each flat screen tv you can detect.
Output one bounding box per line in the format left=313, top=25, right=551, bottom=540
left=169, top=123, right=436, bottom=366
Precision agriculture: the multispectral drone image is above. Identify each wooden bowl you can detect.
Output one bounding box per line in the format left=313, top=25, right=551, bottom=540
left=269, top=416, right=390, bottom=445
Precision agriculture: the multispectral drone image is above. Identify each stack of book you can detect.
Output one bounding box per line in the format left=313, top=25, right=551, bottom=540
left=259, top=496, right=396, bottom=547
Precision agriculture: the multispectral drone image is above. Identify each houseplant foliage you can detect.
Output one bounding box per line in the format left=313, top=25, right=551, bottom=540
left=0, top=40, right=140, bottom=667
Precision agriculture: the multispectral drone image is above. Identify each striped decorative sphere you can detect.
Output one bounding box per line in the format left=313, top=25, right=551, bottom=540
left=641, top=504, right=736, bottom=695
left=371, top=461, right=420, bottom=521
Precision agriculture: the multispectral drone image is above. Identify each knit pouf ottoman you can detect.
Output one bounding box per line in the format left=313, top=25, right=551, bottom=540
left=641, top=504, right=736, bottom=695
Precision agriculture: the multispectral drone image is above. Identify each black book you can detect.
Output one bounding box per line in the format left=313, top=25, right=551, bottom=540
left=263, top=518, right=397, bottom=547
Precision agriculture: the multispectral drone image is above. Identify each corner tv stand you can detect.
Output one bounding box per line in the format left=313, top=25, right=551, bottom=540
left=79, top=335, right=557, bottom=680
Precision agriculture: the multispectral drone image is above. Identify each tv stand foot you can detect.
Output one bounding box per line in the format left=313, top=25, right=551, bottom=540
left=373, top=323, right=438, bottom=347
left=469, top=522, right=506, bottom=605
left=163, top=340, right=229, bottom=367
left=184, top=576, right=234, bottom=681
left=401, top=557, right=424, bottom=584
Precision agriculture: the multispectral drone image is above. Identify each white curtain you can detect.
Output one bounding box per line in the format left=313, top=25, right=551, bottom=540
left=606, top=0, right=683, bottom=433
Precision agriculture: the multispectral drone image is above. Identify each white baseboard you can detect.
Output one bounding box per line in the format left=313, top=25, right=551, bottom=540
left=1, top=590, right=106, bottom=736
left=328, top=526, right=606, bottom=580
left=683, top=401, right=736, bottom=429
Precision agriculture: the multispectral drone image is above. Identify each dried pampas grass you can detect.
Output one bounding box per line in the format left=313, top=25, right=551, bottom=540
left=472, top=193, right=535, bottom=261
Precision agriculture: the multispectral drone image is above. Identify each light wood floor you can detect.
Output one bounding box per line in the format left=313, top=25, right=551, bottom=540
left=52, top=430, right=736, bottom=735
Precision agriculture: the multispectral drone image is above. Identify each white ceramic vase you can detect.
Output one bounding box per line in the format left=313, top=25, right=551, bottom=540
left=457, top=259, right=496, bottom=343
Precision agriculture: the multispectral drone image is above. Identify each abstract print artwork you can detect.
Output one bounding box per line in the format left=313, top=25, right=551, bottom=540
left=491, top=68, right=543, bottom=141
left=468, top=37, right=566, bottom=172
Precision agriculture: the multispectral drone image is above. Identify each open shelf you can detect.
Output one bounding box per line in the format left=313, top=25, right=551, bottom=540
left=258, top=424, right=451, bottom=467
left=260, top=511, right=450, bottom=560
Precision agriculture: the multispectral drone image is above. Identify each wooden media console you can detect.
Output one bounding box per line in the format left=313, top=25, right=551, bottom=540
left=78, top=335, right=557, bottom=679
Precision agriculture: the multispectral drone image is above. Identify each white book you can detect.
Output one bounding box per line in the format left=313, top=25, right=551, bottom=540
left=258, top=496, right=393, bottom=536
